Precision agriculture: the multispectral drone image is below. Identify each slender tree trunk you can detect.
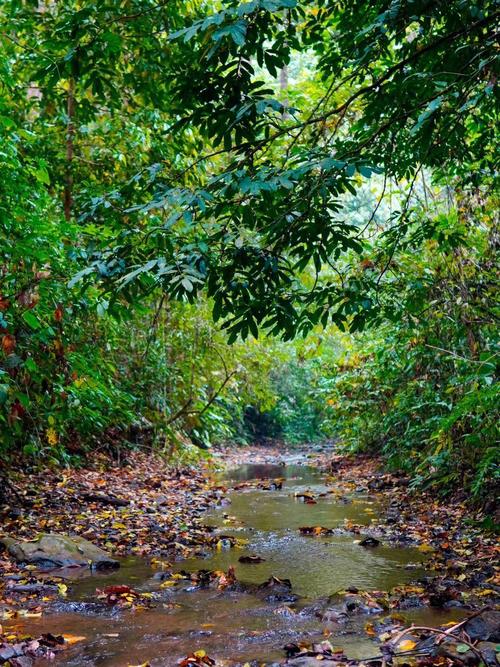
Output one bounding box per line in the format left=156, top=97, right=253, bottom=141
left=63, top=77, right=75, bottom=221
left=280, top=65, right=289, bottom=119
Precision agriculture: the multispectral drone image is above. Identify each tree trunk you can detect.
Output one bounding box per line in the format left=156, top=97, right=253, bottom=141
left=63, top=77, right=75, bottom=221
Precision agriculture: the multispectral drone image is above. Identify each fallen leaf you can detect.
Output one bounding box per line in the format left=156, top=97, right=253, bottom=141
left=62, top=634, right=86, bottom=645
left=456, top=644, right=470, bottom=654
left=365, top=622, right=376, bottom=636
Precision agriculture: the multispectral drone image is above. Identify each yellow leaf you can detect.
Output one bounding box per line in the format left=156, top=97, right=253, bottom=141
left=235, top=538, right=249, bottom=546
left=417, top=544, right=434, bottom=553
left=365, top=622, right=376, bottom=636
left=159, top=580, right=176, bottom=588
left=399, top=640, right=416, bottom=651
left=193, top=650, right=207, bottom=658
left=57, top=583, right=68, bottom=596
left=63, top=634, right=86, bottom=645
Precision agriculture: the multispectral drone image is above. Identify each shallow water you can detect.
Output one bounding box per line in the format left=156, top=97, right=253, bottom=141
left=12, top=461, right=463, bottom=666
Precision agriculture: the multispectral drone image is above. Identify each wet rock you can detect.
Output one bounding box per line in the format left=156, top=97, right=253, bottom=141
left=343, top=594, right=383, bottom=615
left=464, top=610, right=500, bottom=642
left=436, top=640, right=477, bottom=665
left=368, top=476, right=394, bottom=491
left=359, top=537, right=380, bottom=547
left=51, top=600, right=115, bottom=615
left=0, top=534, right=119, bottom=570
left=239, top=555, right=265, bottom=564
left=9, top=657, right=33, bottom=667
left=6, top=583, right=59, bottom=593
left=0, top=644, right=24, bottom=662
left=258, top=575, right=292, bottom=592
left=478, top=641, right=500, bottom=667
left=395, top=594, right=425, bottom=609
left=320, top=608, right=348, bottom=623
left=443, top=599, right=468, bottom=609
left=152, top=571, right=172, bottom=581
left=256, top=575, right=298, bottom=603
left=273, top=605, right=296, bottom=617
left=265, top=592, right=298, bottom=603
left=297, top=603, right=323, bottom=618
left=429, top=585, right=461, bottom=607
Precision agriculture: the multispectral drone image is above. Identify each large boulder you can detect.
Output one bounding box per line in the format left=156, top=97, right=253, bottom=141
left=0, top=533, right=119, bottom=570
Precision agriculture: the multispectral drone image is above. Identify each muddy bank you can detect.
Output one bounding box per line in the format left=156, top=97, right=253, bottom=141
left=0, top=452, right=220, bottom=561
left=0, top=451, right=225, bottom=663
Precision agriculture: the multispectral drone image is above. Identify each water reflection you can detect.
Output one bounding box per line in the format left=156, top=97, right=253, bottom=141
left=22, top=463, right=455, bottom=666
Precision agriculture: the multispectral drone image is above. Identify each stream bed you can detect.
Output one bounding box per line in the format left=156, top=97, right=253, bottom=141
left=14, top=461, right=463, bottom=666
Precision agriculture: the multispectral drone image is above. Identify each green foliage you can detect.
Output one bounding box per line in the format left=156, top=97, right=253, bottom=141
left=319, top=200, right=499, bottom=497
left=0, top=0, right=497, bottom=503
left=57, top=0, right=498, bottom=339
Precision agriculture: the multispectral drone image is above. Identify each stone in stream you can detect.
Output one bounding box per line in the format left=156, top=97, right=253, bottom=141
left=0, top=533, right=119, bottom=569
left=320, top=608, right=348, bottom=624
left=358, top=536, right=380, bottom=547
left=436, top=640, right=477, bottom=665
left=287, top=660, right=332, bottom=667
left=342, top=593, right=384, bottom=615
left=252, top=575, right=298, bottom=603
left=477, top=641, right=500, bottom=667
left=463, top=610, right=500, bottom=642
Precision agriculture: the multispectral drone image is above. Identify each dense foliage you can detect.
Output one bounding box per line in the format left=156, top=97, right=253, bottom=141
left=0, top=1, right=497, bottom=498
left=317, top=192, right=499, bottom=497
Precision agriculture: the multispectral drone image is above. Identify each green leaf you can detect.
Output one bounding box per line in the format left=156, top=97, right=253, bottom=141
left=33, top=166, right=50, bottom=185
left=22, top=311, right=41, bottom=330
left=456, top=645, right=470, bottom=654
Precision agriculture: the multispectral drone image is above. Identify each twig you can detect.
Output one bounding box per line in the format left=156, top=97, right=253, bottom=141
left=390, top=625, right=483, bottom=661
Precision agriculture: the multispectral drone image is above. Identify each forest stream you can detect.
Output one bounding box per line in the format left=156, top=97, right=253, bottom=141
left=5, top=458, right=467, bottom=667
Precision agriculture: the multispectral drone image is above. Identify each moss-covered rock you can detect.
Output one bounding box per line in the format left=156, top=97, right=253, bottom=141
left=0, top=533, right=119, bottom=569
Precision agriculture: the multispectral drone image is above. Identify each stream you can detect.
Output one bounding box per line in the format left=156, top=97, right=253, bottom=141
left=14, top=461, right=463, bottom=666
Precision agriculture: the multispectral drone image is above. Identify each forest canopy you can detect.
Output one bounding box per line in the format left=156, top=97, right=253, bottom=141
left=0, top=0, right=498, bottom=497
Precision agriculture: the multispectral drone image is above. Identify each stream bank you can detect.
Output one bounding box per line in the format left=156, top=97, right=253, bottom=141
left=0, top=445, right=498, bottom=666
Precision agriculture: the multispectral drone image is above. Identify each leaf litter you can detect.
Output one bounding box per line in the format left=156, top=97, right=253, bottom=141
left=0, top=447, right=498, bottom=666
